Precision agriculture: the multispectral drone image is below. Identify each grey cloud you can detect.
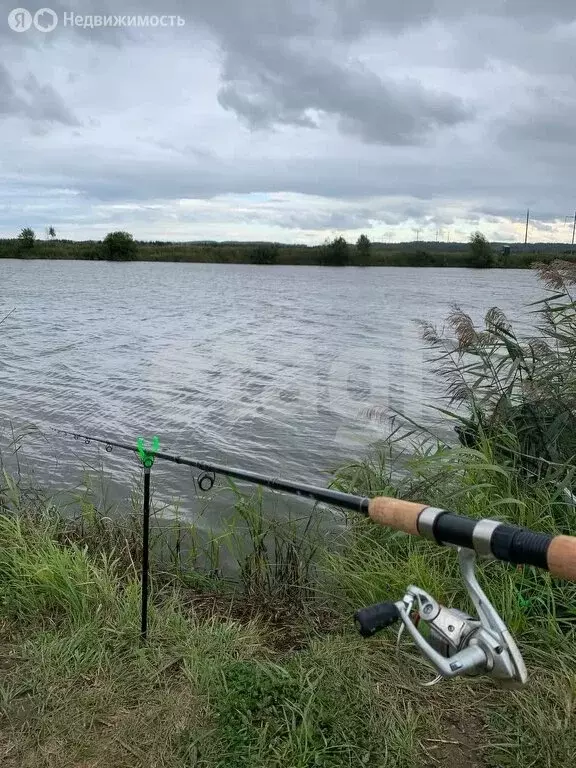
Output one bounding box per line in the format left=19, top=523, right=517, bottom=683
left=498, top=91, right=576, bottom=151
left=21, top=73, right=79, bottom=124
left=0, top=64, right=23, bottom=116
left=497, top=0, right=576, bottom=24
left=207, top=2, right=473, bottom=145
left=0, top=137, right=553, bottom=211
left=186, top=0, right=320, bottom=41
left=0, top=64, right=78, bottom=125
left=268, top=210, right=379, bottom=231
left=217, top=43, right=471, bottom=144
left=163, top=204, right=378, bottom=232
left=334, top=0, right=439, bottom=37
left=446, top=15, right=576, bottom=76
left=334, top=0, right=576, bottom=35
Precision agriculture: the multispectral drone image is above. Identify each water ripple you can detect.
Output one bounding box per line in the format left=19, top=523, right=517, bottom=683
left=0, top=261, right=541, bottom=522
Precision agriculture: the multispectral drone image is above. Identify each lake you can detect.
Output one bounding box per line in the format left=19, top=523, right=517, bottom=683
left=0, top=260, right=542, bottom=528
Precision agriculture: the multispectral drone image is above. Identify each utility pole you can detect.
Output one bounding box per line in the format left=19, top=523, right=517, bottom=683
left=572, top=211, right=576, bottom=250
left=414, top=228, right=421, bottom=242
left=524, top=208, right=530, bottom=245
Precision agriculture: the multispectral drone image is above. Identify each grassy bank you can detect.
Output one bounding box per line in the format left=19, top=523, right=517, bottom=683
left=2, top=236, right=576, bottom=268
left=2, top=464, right=575, bottom=768
left=3, top=437, right=576, bottom=767
left=2, top=262, right=576, bottom=766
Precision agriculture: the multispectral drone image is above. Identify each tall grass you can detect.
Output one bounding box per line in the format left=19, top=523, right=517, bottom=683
left=0, top=488, right=436, bottom=768
left=418, top=260, right=576, bottom=477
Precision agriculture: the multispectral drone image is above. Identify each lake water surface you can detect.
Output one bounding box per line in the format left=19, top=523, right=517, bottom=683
left=0, top=261, right=542, bottom=525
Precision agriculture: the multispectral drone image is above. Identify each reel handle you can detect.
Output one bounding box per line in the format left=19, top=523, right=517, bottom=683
left=354, top=601, right=400, bottom=637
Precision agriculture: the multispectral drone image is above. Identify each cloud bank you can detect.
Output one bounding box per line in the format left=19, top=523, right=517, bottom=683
left=1, top=0, right=575, bottom=242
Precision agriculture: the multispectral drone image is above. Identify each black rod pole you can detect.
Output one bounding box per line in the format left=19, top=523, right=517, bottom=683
left=54, top=429, right=369, bottom=514
left=140, top=465, right=151, bottom=642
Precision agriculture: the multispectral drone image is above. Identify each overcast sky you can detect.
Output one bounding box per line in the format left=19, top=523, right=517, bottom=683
left=1, top=1, right=575, bottom=243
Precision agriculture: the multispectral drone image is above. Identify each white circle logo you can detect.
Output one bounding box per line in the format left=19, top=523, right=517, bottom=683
left=7, top=7, right=32, bottom=31
left=33, top=7, right=57, bottom=32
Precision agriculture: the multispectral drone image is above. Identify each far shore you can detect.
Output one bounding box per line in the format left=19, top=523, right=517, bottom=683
left=2, top=237, right=574, bottom=268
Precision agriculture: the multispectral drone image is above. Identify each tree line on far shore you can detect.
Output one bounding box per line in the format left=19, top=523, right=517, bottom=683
left=14, top=227, right=378, bottom=265
left=249, top=232, right=492, bottom=267
left=5, top=226, right=566, bottom=268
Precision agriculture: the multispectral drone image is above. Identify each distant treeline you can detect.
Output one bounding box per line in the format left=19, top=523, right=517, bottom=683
left=2, top=228, right=576, bottom=268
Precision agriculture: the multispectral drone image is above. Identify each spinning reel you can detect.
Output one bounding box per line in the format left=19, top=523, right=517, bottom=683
left=355, top=546, right=528, bottom=686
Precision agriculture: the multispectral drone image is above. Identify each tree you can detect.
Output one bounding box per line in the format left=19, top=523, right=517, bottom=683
left=102, top=231, right=138, bottom=261
left=412, top=249, right=431, bottom=267
left=47, top=226, right=56, bottom=240
left=469, top=231, right=494, bottom=268
left=356, top=233, right=371, bottom=263
left=250, top=244, right=278, bottom=264
left=18, top=227, right=35, bottom=250
left=322, top=236, right=349, bottom=266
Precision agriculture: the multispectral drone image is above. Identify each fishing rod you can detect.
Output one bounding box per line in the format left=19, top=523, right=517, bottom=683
left=54, top=427, right=576, bottom=686
left=54, top=429, right=369, bottom=512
